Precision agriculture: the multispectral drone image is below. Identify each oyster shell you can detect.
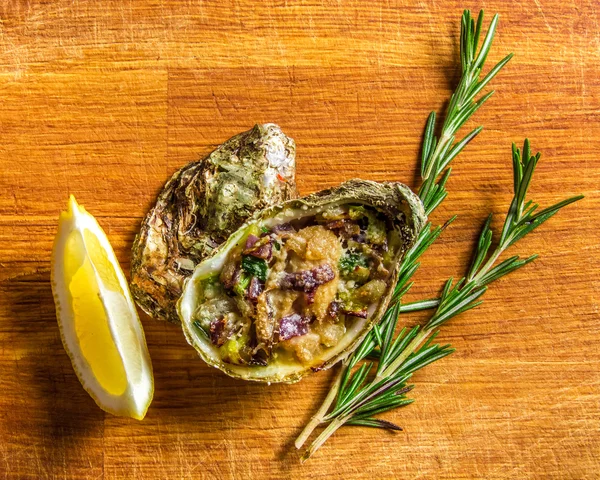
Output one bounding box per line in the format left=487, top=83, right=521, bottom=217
left=178, top=179, right=426, bottom=383
left=130, top=124, right=297, bottom=323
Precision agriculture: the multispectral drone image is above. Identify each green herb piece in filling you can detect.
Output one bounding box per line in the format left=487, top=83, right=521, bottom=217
left=193, top=320, right=210, bottom=340
left=347, top=265, right=370, bottom=283
left=339, top=251, right=368, bottom=276
left=233, top=272, right=251, bottom=296
left=219, top=334, right=249, bottom=364
left=337, top=291, right=367, bottom=313
left=348, top=205, right=367, bottom=220
left=241, top=255, right=268, bottom=281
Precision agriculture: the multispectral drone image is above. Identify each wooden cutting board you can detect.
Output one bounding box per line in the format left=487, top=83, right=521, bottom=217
left=1, top=1, right=598, bottom=478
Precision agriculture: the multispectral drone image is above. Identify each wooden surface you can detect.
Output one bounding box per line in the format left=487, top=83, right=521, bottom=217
left=1, top=1, right=599, bottom=478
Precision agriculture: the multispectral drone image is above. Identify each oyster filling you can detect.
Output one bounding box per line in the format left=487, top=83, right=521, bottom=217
left=190, top=204, right=397, bottom=368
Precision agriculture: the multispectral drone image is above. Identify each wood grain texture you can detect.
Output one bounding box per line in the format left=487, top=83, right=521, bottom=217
left=0, top=0, right=598, bottom=478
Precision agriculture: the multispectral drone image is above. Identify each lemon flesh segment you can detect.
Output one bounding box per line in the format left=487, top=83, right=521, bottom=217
left=66, top=229, right=129, bottom=396
left=52, top=196, right=153, bottom=420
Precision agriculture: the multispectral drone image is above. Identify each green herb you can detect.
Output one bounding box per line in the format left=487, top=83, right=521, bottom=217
left=219, top=334, right=249, bottom=364
left=337, top=290, right=367, bottom=314
left=260, top=226, right=270, bottom=234
left=348, top=205, right=367, bottom=220
left=295, top=9, right=582, bottom=461
left=339, top=252, right=368, bottom=275
left=192, top=320, right=210, bottom=340
left=241, top=255, right=268, bottom=282
left=233, top=273, right=251, bottom=297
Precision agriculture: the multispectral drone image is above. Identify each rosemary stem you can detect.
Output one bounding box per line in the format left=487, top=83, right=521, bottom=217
left=301, top=415, right=349, bottom=462
left=471, top=245, right=504, bottom=283
left=295, top=364, right=345, bottom=449
left=377, top=328, right=431, bottom=381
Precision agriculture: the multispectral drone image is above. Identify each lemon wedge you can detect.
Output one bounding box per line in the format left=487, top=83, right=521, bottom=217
left=51, top=195, right=153, bottom=420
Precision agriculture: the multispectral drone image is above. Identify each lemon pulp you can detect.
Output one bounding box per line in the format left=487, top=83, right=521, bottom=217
left=64, top=228, right=127, bottom=396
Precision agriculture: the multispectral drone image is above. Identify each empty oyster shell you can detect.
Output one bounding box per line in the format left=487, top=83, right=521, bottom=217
left=130, top=124, right=297, bottom=323
left=178, top=179, right=426, bottom=383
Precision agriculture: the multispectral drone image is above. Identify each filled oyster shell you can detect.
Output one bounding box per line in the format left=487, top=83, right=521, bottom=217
left=130, top=124, right=297, bottom=323
left=178, top=179, right=426, bottom=383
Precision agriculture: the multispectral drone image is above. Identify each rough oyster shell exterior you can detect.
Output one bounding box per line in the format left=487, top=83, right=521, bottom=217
left=131, top=124, right=297, bottom=323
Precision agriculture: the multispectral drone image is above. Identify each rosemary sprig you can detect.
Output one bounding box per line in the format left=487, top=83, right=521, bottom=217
left=295, top=8, right=511, bottom=453
left=377, top=141, right=582, bottom=379
left=299, top=140, right=582, bottom=461
left=419, top=10, right=513, bottom=214
left=296, top=10, right=583, bottom=461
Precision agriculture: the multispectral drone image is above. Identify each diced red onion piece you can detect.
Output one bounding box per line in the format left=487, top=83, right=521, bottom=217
left=245, top=234, right=260, bottom=250
left=278, top=314, right=310, bottom=341
left=247, top=276, right=264, bottom=301
left=251, top=242, right=272, bottom=260
left=340, top=307, right=368, bottom=319
left=209, top=317, right=227, bottom=346
left=243, top=236, right=273, bottom=260
left=280, top=263, right=335, bottom=292
left=327, top=301, right=340, bottom=318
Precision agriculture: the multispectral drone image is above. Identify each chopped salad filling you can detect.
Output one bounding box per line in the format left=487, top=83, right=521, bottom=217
left=191, top=204, right=396, bottom=366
